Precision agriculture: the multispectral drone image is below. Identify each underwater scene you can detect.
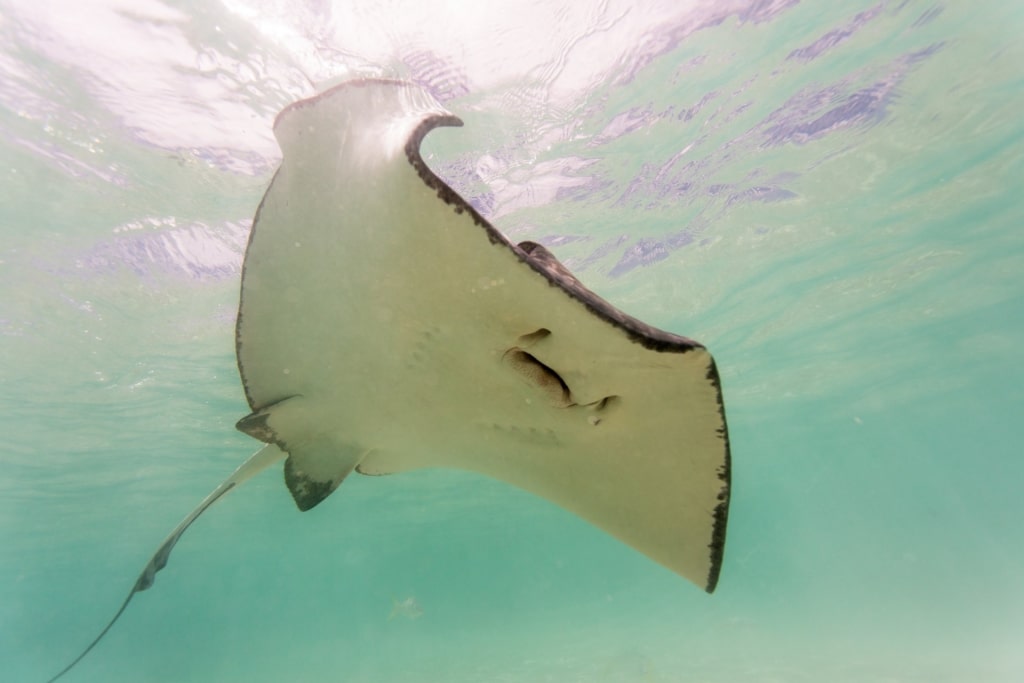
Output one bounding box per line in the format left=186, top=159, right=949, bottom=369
left=2, top=1, right=1022, bottom=681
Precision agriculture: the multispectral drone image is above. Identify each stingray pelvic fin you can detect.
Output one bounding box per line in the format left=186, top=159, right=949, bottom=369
left=237, top=397, right=365, bottom=511
left=283, top=442, right=365, bottom=511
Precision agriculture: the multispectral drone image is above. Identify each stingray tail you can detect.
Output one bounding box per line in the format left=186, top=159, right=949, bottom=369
left=44, top=444, right=286, bottom=683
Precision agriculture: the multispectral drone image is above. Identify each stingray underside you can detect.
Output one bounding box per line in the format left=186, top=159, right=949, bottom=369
left=235, top=79, right=731, bottom=591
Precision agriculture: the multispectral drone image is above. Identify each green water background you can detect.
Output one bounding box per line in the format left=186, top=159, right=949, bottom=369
left=2, top=1, right=1022, bottom=681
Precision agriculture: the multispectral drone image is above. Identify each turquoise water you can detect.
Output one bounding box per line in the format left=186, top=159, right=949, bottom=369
left=2, top=1, right=1023, bottom=681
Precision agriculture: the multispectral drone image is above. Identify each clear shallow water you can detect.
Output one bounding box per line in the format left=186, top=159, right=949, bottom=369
left=2, top=1, right=1022, bottom=681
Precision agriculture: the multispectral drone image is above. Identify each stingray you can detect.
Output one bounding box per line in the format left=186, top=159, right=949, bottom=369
left=46, top=79, right=730, bottom=682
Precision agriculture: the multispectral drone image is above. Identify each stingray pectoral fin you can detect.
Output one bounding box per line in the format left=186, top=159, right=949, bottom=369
left=45, top=444, right=286, bottom=683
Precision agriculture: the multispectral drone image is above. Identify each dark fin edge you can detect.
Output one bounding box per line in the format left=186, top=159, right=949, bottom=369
left=399, top=87, right=705, bottom=355
left=703, top=357, right=731, bottom=594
